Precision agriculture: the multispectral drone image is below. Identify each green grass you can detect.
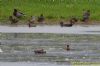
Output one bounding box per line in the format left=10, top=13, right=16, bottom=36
left=0, top=0, right=100, bottom=24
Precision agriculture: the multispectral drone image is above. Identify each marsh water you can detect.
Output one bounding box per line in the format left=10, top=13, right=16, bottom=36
left=0, top=33, right=100, bottom=65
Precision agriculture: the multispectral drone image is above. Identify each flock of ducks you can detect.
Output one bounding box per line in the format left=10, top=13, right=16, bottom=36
left=34, top=45, right=70, bottom=54
left=0, top=45, right=70, bottom=54
left=9, top=9, right=90, bottom=27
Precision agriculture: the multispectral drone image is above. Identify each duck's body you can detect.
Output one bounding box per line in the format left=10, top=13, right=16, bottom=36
left=60, top=17, right=77, bottom=27
left=13, top=9, right=25, bottom=18
left=9, top=16, right=19, bottom=24
left=28, top=22, right=36, bottom=27
left=66, top=45, right=70, bottom=51
left=60, top=22, right=73, bottom=27
left=37, top=14, right=45, bottom=24
left=34, top=49, right=46, bottom=54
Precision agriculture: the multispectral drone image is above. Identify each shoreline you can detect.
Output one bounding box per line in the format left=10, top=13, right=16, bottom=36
left=0, top=25, right=100, bottom=34
left=0, top=20, right=100, bottom=26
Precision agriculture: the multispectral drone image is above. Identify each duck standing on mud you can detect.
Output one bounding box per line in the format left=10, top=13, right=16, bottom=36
left=9, top=16, right=19, bottom=24
left=28, top=16, right=36, bottom=27
left=82, top=10, right=90, bottom=22
left=60, top=17, right=78, bottom=27
left=37, top=14, right=45, bottom=24
left=60, top=21, right=73, bottom=27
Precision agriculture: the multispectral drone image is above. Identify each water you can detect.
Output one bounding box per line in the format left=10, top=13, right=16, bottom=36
left=0, top=62, right=69, bottom=66
left=0, top=25, right=100, bottom=34
left=0, top=33, right=100, bottom=65
left=0, top=25, right=100, bottom=65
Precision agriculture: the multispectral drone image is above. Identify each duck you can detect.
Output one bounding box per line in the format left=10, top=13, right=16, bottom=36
left=60, top=21, right=73, bottom=27
left=65, top=45, right=70, bottom=51
left=28, top=22, right=36, bottom=27
left=60, top=17, right=78, bottom=27
left=9, top=16, right=19, bottom=24
left=34, top=49, right=46, bottom=54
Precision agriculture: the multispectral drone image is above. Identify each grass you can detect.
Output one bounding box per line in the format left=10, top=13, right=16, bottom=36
left=0, top=0, right=100, bottom=24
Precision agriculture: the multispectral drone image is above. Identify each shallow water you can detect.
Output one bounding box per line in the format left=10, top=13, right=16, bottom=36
left=0, top=62, right=70, bottom=66
left=0, top=25, right=100, bottom=34
left=0, top=33, right=100, bottom=66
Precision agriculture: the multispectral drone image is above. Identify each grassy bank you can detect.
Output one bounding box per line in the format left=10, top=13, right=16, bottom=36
left=0, top=0, right=100, bottom=24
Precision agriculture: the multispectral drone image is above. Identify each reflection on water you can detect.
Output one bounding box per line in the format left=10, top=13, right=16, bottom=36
left=0, top=33, right=100, bottom=65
